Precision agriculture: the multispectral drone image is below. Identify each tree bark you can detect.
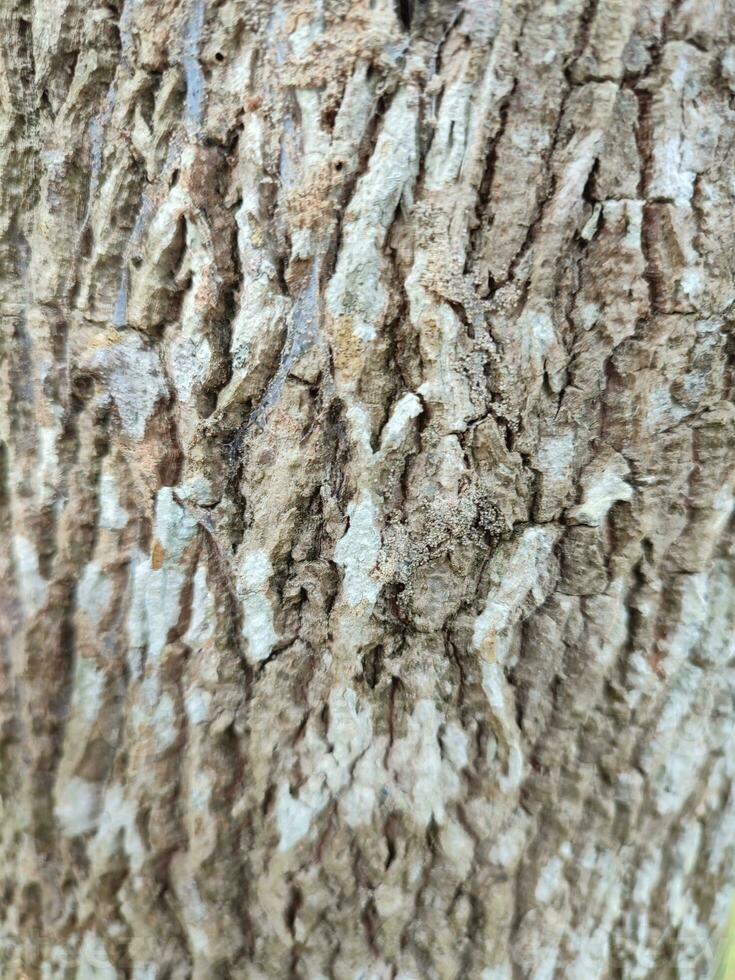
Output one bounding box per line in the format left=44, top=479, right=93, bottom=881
left=1, top=0, right=734, bottom=977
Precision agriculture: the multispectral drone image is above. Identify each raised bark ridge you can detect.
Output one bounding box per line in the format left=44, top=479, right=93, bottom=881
left=0, top=0, right=734, bottom=977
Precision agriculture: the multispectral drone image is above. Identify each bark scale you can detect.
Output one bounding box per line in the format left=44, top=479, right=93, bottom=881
left=1, top=0, right=734, bottom=977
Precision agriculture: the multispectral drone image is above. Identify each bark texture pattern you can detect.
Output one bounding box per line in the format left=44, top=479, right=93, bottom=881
left=1, top=0, right=734, bottom=977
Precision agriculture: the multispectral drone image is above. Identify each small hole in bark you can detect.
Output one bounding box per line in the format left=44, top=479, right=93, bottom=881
left=362, top=645, right=384, bottom=689
left=284, top=887, right=302, bottom=937
left=41, top=89, right=51, bottom=109
left=261, top=783, right=275, bottom=816
left=71, top=373, right=94, bottom=402
left=214, top=51, right=224, bottom=62
left=384, top=813, right=400, bottom=869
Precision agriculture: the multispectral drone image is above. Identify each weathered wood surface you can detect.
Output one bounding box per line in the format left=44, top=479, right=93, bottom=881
left=1, top=0, right=734, bottom=976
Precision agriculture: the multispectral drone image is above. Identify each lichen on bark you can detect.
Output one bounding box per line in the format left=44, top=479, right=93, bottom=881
left=1, top=0, right=734, bottom=977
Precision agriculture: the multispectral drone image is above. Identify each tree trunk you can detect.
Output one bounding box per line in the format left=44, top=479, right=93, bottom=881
left=1, top=0, right=734, bottom=976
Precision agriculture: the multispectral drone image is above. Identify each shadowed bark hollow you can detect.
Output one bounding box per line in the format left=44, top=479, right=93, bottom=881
left=1, top=0, right=734, bottom=977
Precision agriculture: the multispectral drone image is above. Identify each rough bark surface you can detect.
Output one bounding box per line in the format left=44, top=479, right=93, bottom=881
left=1, top=0, right=735, bottom=977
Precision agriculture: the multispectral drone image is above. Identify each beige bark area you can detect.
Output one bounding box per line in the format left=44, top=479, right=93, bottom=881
left=1, top=0, right=734, bottom=976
